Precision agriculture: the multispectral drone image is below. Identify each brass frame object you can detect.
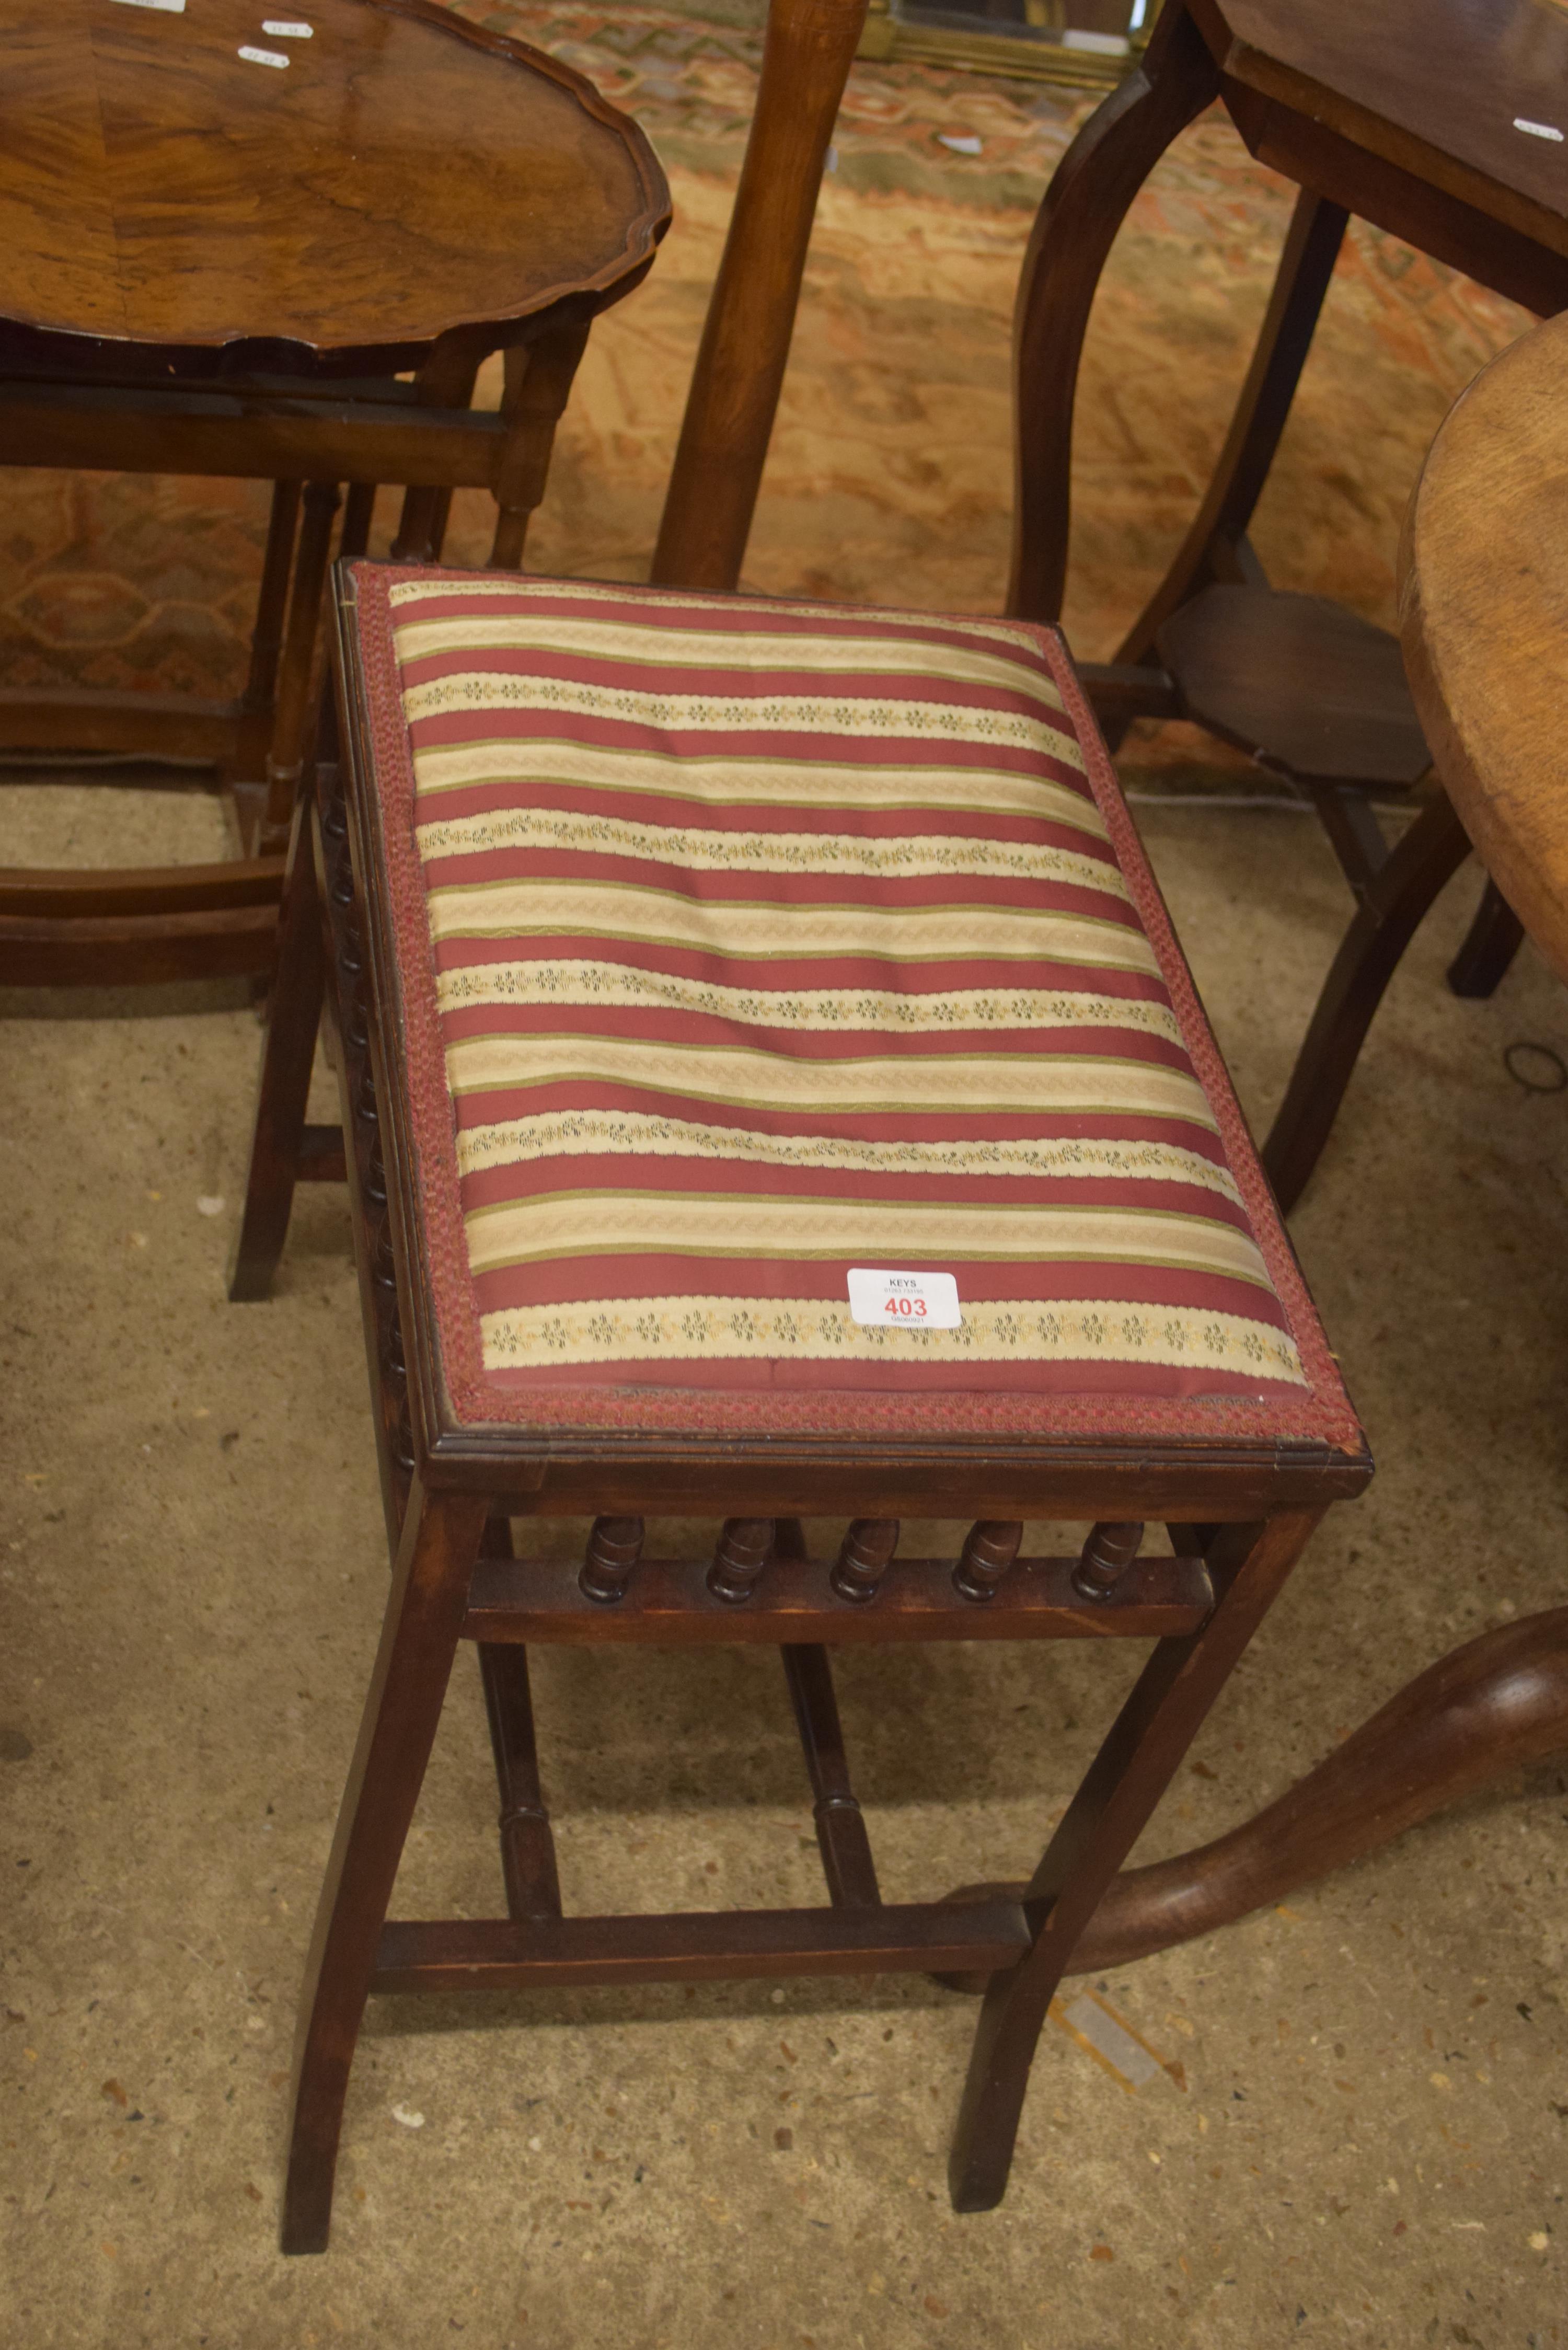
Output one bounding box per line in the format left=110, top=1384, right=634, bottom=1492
left=857, top=0, right=1155, bottom=91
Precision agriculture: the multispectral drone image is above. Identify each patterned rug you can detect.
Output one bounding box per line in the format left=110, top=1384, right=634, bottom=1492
left=1, top=0, right=1530, bottom=793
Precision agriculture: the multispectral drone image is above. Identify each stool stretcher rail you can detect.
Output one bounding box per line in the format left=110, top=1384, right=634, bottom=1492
left=460, top=1552, right=1215, bottom=1644
left=372, top=1899, right=1035, bottom=1994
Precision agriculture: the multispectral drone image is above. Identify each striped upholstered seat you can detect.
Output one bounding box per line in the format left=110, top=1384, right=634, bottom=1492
left=345, top=564, right=1352, bottom=1448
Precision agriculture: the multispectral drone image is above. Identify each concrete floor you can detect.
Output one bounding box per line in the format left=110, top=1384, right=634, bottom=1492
left=1, top=771, right=1565, bottom=2346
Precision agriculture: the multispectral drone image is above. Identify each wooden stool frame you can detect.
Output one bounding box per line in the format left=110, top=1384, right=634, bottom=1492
left=246, top=583, right=1369, bottom=2252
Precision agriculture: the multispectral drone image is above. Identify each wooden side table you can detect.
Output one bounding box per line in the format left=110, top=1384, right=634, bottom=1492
left=1007, top=0, right=1568, bottom=1203
left=1022, top=312, right=1568, bottom=1979
left=1011, top=0, right=1568, bottom=632
left=0, top=0, right=667, bottom=985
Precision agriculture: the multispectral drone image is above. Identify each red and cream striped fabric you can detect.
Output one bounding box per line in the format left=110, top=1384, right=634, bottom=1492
left=347, top=565, right=1355, bottom=1446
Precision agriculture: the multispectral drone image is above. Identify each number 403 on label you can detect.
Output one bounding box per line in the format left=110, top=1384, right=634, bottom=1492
left=846, top=1268, right=963, bottom=1330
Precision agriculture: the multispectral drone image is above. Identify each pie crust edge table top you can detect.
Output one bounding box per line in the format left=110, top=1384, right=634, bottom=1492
left=0, top=0, right=668, bottom=357
left=1400, top=307, right=1568, bottom=986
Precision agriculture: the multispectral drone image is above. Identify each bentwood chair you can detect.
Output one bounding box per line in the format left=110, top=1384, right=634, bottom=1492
left=232, top=558, right=1369, bottom=2250
left=0, top=0, right=666, bottom=987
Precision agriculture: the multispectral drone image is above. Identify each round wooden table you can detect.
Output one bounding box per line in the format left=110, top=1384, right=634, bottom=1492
left=1402, top=308, right=1568, bottom=985
left=0, top=0, right=667, bottom=984
left=1044, top=317, right=1568, bottom=1979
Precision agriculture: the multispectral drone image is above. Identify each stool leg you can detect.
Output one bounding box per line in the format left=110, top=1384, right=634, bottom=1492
left=1261, top=786, right=1473, bottom=1213
left=947, top=1511, right=1319, bottom=2213
left=229, top=788, right=326, bottom=1302
left=283, top=1481, right=487, bottom=2255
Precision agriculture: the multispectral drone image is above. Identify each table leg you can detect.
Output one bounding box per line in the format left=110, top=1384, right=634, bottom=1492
left=228, top=783, right=327, bottom=1301
left=1114, top=190, right=1348, bottom=666
left=339, top=482, right=377, bottom=564
left=1262, top=784, right=1474, bottom=1211
left=259, top=482, right=342, bottom=854
left=1008, top=0, right=1219, bottom=625
left=1070, top=1607, right=1568, bottom=1972
left=488, top=316, right=592, bottom=569
left=940, top=1607, right=1568, bottom=1988
left=1446, top=878, right=1526, bottom=999
left=391, top=342, right=481, bottom=564
left=230, top=480, right=302, bottom=793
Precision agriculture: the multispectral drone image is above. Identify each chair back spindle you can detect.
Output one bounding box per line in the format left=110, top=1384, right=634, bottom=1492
left=652, top=0, right=869, bottom=590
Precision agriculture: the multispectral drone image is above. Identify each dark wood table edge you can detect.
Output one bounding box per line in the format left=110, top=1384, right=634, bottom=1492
left=2, top=0, right=671, bottom=363
left=0, top=0, right=672, bottom=987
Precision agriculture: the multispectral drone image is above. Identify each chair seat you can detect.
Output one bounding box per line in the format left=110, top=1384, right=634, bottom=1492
left=343, top=563, right=1355, bottom=1449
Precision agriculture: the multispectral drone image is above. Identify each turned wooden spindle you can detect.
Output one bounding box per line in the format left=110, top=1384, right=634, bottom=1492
left=831, top=1518, right=899, bottom=1604
left=386, top=1311, right=406, bottom=1380
left=953, top=1520, right=1023, bottom=1603
left=707, top=1517, right=776, bottom=1605
left=372, top=1219, right=397, bottom=1290
left=579, top=1516, right=645, bottom=1606
left=1073, top=1520, right=1144, bottom=1600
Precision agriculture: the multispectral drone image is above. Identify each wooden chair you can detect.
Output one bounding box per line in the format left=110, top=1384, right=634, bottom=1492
left=0, top=0, right=666, bottom=987
left=651, top=0, right=869, bottom=593
left=232, top=559, right=1369, bottom=2250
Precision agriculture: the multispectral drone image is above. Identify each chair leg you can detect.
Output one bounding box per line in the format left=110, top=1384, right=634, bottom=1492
left=1261, top=786, right=1474, bottom=1213
left=1446, top=878, right=1525, bottom=1000
left=228, top=790, right=327, bottom=1302
left=947, top=1511, right=1320, bottom=2213
left=283, top=1481, right=487, bottom=2255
